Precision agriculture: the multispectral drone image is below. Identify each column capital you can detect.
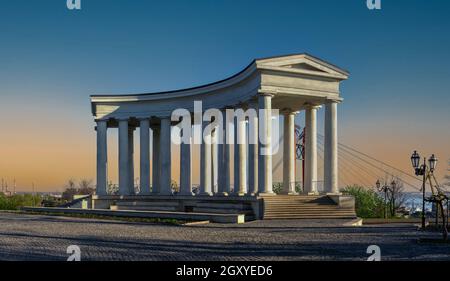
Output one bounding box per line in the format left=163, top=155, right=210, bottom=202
left=116, top=117, right=130, bottom=122
left=257, top=91, right=275, bottom=98
left=281, top=108, right=299, bottom=115
left=325, top=98, right=343, bottom=104
left=303, top=103, right=321, bottom=110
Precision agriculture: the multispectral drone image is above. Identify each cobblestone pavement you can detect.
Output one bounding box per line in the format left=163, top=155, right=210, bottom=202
left=0, top=212, right=449, bottom=261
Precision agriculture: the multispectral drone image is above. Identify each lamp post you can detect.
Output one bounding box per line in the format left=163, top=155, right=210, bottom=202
left=376, top=179, right=394, bottom=219
left=410, top=151, right=438, bottom=229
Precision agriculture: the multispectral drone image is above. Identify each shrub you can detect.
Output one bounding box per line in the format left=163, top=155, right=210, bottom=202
left=0, top=194, right=42, bottom=210
left=272, top=182, right=283, bottom=194
left=341, top=185, right=385, bottom=218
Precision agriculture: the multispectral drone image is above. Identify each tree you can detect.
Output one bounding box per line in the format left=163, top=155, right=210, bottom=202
left=62, top=179, right=78, bottom=201
left=388, top=177, right=407, bottom=217
left=62, top=178, right=95, bottom=202
left=65, top=178, right=76, bottom=189
left=342, top=185, right=385, bottom=218
left=78, top=179, right=95, bottom=195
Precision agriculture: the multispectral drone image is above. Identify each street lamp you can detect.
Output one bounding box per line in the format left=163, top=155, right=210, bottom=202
left=411, top=151, right=448, bottom=240
left=376, top=179, right=393, bottom=219
left=429, top=154, right=438, bottom=172
left=411, top=150, right=421, bottom=173
left=410, top=151, right=428, bottom=229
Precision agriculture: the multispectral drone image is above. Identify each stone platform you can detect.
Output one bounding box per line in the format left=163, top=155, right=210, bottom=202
left=88, top=194, right=356, bottom=221
left=91, top=194, right=262, bottom=221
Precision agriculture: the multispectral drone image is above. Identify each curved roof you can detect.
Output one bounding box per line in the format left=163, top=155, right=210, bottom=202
left=90, top=53, right=349, bottom=120
left=90, top=53, right=349, bottom=100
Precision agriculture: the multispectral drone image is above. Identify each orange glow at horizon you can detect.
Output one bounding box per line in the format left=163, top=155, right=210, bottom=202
left=0, top=106, right=448, bottom=193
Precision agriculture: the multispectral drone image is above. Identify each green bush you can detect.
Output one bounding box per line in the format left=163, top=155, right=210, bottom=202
left=272, top=182, right=283, bottom=194
left=0, top=194, right=42, bottom=210
left=341, top=185, right=385, bottom=218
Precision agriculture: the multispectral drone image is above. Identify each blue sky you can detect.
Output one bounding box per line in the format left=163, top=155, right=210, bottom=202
left=0, top=0, right=449, bottom=190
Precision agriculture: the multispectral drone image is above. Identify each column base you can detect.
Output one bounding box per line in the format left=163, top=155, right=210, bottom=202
left=280, top=191, right=299, bottom=195
left=216, top=192, right=229, bottom=197
left=326, top=192, right=342, bottom=196
left=257, top=192, right=276, bottom=196
left=199, top=192, right=213, bottom=196
left=230, top=192, right=246, bottom=197
left=307, top=191, right=320, bottom=196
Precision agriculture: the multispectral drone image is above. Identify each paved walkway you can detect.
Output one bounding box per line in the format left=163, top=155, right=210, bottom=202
left=0, top=212, right=449, bottom=261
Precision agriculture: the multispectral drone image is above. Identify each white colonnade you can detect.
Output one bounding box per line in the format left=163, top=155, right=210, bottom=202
left=92, top=54, right=347, bottom=197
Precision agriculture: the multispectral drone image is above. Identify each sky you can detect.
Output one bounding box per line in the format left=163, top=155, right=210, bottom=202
left=0, top=0, right=449, bottom=192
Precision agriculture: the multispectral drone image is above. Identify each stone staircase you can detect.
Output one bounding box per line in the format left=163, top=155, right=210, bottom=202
left=262, top=195, right=357, bottom=219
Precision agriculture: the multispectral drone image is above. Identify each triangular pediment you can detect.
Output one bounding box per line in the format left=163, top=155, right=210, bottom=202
left=256, top=53, right=349, bottom=79
left=287, top=62, right=328, bottom=73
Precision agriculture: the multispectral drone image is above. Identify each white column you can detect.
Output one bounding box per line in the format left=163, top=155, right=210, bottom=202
left=128, top=128, right=135, bottom=195
left=200, top=121, right=212, bottom=195
left=118, top=118, right=130, bottom=195
left=179, top=130, right=192, bottom=196
left=258, top=94, right=274, bottom=194
left=96, top=120, right=108, bottom=196
left=233, top=116, right=239, bottom=195
left=151, top=126, right=160, bottom=194
left=211, top=128, right=218, bottom=194
left=139, top=119, right=151, bottom=195
left=282, top=110, right=297, bottom=194
left=237, top=115, right=247, bottom=195
left=218, top=109, right=231, bottom=195
left=305, top=105, right=319, bottom=194
left=324, top=101, right=339, bottom=194
left=159, top=117, right=172, bottom=195
left=248, top=103, right=258, bottom=195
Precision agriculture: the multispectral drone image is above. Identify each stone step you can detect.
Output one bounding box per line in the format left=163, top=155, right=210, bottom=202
left=264, top=203, right=338, bottom=207
left=117, top=206, right=178, bottom=211
left=193, top=202, right=252, bottom=210
left=264, top=215, right=357, bottom=219
left=264, top=211, right=354, bottom=215
left=193, top=207, right=254, bottom=215
left=116, top=201, right=180, bottom=207
left=265, top=212, right=356, bottom=216
left=264, top=199, right=334, bottom=203
left=262, top=195, right=356, bottom=220
left=264, top=212, right=356, bottom=216
left=264, top=207, right=354, bottom=211
left=262, top=198, right=327, bottom=202
left=264, top=206, right=350, bottom=209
